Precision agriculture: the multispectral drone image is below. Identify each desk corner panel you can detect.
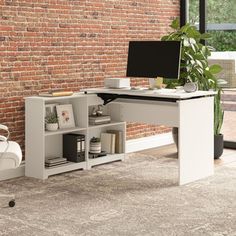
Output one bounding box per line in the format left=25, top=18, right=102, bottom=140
left=178, top=97, right=214, bottom=185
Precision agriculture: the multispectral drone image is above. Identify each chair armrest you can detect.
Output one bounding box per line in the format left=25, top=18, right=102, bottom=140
left=0, top=124, right=10, bottom=141
left=0, top=124, right=8, bottom=131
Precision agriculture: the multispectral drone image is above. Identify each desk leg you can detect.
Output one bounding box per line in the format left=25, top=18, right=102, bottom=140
left=178, top=97, right=214, bottom=185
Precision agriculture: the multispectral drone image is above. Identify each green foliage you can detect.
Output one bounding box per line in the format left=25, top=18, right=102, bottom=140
left=207, top=31, right=236, bottom=51
left=45, top=113, right=58, bottom=124
left=189, top=0, right=236, bottom=25
left=161, top=19, right=221, bottom=91
left=162, top=18, right=224, bottom=135
left=189, top=0, right=236, bottom=52
left=214, top=89, right=224, bottom=135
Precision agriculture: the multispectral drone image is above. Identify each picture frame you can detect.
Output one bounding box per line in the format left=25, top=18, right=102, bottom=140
left=56, top=104, right=75, bottom=129
left=45, top=103, right=59, bottom=118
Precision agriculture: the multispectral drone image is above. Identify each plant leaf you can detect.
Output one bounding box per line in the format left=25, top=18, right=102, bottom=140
left=189, top=38, right=196, bottom=44
left=170, top=18, right=179, bottom=30
left=161, top=35, right=168, bottom=41
left=200, top=33, right=212, bottom=39
left=209, top=64, right=222, bottom=74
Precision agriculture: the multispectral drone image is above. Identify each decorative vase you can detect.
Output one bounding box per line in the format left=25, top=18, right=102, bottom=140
left=46, top=123, right=58, bottom=131
left=183, top=82, right=198, bottom=93
left=90, top=141, right=101, bottom=154
left=214, top=134, right=223, bottom=159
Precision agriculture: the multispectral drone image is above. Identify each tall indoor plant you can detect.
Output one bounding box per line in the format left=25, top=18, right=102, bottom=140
left=162, top=18, right=224, bottom=158
left=214, top=88, right=224, bottom=158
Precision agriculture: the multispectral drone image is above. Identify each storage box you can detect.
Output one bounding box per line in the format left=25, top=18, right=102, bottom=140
left=63, top=133, right=85, bottom=163
left=104, top=78, right=130, bottom=88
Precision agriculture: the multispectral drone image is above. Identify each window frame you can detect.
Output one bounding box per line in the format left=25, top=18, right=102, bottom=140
left=180, top=0, right=236, bottom=149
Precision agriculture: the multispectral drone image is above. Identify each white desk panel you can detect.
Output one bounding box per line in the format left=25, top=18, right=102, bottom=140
left=109, top=99, right=179, bottom=127
left=85, top=88, right=215, bottom=185
left=83, top=87, right=216, bottom=100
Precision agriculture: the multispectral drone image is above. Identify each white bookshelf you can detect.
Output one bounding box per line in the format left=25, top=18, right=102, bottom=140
left=25, top=94, right=126, bottom=179
left=88, top=154, right=125, bottom=169
left=45, top=127, right=86, bottom=136
left=88, top=121, right=125, bottom=129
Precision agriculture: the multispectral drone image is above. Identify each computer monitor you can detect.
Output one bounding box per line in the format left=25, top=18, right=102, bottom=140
left=126, top=41, right=181, bottom=79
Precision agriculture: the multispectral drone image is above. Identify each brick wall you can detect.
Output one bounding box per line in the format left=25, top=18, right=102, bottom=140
left=0, top=0, right=179, bottom=152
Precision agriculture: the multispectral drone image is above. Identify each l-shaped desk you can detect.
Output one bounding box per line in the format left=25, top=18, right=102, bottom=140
left=84, top=88, right=216, bottom=185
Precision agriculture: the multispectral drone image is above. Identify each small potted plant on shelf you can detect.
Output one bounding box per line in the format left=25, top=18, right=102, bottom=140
left=90, top=137, right=101, bottom=154
left=162, top=18, right=224, bottom=158
left=45, top=113, right=59, bottom=131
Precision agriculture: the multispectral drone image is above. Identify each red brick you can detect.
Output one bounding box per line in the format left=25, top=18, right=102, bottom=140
left=0, top=0, right=179, bottom=157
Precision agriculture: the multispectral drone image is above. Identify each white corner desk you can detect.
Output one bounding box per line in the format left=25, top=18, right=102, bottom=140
left=84, top=88, right=216, bottom=185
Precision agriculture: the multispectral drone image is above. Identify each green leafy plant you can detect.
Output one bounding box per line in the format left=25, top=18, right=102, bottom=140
left=45, top=113, right=58, bottom=124
left=161, top=18, right=224, bottom=135
left=214, top=89, right=224, bottom=135
left=161, top=18, right=222, bottom=90
left=208, top=31, right=236, bottom=51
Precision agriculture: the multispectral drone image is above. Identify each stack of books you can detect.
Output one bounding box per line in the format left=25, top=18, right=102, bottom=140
left=45, top=157, right=68, bottom=168
left=39, top=90, right=73, bottom=97
left=100, top=130, right=123, bottom=154
left=101, top=132, right=116, bottom=154
left=89, top=115, right=111, bottom=125
left=107, top=130, right=123, bottom=153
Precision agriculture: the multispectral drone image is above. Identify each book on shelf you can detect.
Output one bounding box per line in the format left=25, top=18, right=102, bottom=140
left=45, top=160, right=67, bottom=165
left=45, top=157, right=68, bottom=167
left=39, top=90, right=74, bottom=97
left=89, top=115, right=111, bottom=125
left=107, top=130, right=123, bottom=153
left=45, top=157, right=67, bottom=164
left=45, top=162, right=69, bottom=168
left=101, top=132, right=116, bottom=154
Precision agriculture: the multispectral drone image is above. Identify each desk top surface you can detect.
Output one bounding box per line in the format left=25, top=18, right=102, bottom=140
left=83, top=88, right=216, bottom=99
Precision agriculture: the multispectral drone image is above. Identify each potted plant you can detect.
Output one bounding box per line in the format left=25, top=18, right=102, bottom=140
left=162, top=18, right=224, bottom=158
left=214, top=88, right=224, bottom=159
left=45, top=113, right=59, bottom=131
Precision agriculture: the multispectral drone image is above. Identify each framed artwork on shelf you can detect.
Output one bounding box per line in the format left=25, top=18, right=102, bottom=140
left=56, top=104, right=75, bottom=129
left=45, top=103, right=59, bottom=118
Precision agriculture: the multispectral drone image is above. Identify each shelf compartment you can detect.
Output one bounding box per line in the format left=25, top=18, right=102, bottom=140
left=89, top=121, right=125, bottom=129
left=45, top=126, right=86, bottom=136
left=88, top=153, right=125, bottom=168
left=45, top=161, right=86, bottom=177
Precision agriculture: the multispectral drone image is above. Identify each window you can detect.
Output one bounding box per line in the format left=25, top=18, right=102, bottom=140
left=181, top=0, right=236, bottom=148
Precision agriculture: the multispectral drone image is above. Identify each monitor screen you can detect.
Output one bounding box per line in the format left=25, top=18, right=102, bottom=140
left=126, top=41, right=181, bottom=79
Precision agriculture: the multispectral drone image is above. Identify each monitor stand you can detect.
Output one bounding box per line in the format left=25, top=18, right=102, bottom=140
left=148, top=77, right=163, bottom=90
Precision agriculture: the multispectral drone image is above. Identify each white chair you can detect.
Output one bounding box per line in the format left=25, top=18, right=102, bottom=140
left=0, top=124, right=22, bottom=207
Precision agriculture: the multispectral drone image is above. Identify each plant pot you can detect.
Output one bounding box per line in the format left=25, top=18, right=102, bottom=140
left=172, top=127, right=178, bottom=149
left=214, top=134, right=223, bottom=159
left=90, top=141, right=101, bottom=154
left=46, top=123, right=58, bottom=131
left=183, top=82, right=198, bottom=93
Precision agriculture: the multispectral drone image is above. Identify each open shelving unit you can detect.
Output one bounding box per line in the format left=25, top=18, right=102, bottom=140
left=44, top=127, right=86, bottom=136
left=25, top=93, right=126, bottom=180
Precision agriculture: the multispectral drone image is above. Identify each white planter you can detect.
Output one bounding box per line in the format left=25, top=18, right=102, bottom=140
left=46, top=123, right=58, bottom=131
